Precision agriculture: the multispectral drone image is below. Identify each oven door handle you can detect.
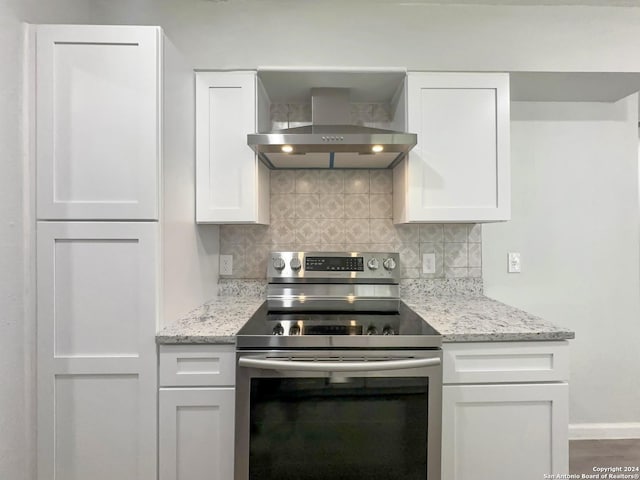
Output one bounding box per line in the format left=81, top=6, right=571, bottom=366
left=238, top=356, right=440, bottom=372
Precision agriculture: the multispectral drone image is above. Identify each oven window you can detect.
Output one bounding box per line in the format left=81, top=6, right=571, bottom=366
left=249, top=377, right=428, bottom=480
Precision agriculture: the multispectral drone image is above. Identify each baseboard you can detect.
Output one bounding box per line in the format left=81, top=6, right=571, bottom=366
left=570, top=423, right=640, bottom=440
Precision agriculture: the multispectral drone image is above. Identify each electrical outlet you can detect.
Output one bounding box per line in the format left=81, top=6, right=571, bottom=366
left=422, top=253, right=436, bottom=274
left=507, top=252, right=521, bottom=273
left=219, top=255, right=233, bottom=275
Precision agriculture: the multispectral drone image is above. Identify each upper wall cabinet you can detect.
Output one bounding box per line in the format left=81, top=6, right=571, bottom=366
left=36, top=25, right=161, bottom=220
left=393, top=72, right=511, bottom=223
left=195, top=71, right=270, bottom=224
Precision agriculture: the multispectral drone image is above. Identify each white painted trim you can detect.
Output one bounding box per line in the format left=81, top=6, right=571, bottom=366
left=569, top=423, right=640, bottom=440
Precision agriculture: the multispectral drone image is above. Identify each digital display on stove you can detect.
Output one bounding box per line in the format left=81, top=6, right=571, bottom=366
left=303, top=325, right=363, bottom=335
left=305, top=256, right=364, bottom=272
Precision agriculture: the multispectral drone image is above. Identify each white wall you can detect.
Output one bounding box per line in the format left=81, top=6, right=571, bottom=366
left=18, top=1, right=640, bottom=73
left=0, top=0, right=32, bottom=479
left=483, top=96, right=640, bottom=427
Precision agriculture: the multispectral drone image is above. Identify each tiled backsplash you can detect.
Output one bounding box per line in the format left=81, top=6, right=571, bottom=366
left=219, top=170, right=482, bottom=279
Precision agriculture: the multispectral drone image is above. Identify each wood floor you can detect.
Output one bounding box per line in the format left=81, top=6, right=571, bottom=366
left=570, top=439, right=640, bottom=474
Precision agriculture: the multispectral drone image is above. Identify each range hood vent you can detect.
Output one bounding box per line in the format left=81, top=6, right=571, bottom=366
left=247, top=88, right=416, bottom=169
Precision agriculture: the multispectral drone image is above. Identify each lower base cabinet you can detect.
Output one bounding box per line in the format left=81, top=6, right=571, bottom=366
left=159, top=388, right=235, bottom=480
left=158, top=344, right=236, bottom=480
left=442, top=383, right=569, bottom=480
left=441, top=341, right=570, bottom=480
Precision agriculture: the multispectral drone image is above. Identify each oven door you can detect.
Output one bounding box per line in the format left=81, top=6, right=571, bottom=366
left=235, top=349, right=442, bottom=480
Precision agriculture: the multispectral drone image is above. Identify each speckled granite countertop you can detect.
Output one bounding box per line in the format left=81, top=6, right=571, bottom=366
left=156, top=288, right=574, bottom=344
left=156, top=296, right=264, bottom=344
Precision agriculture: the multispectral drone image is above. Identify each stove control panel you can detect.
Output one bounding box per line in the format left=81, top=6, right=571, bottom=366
left=272, top=322, right=396, bottom=336
left=268, top=251, right=400, bottom=283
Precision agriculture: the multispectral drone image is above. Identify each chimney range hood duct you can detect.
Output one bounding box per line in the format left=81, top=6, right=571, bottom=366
left=247, top=88, right=417, bottom=169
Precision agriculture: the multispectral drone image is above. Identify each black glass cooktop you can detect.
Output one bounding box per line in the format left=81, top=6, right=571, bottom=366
left=236, top=301, right=441, bottom=350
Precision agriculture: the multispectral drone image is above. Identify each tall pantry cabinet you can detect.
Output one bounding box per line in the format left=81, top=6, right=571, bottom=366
left=34, top=25, right=218, bottom=480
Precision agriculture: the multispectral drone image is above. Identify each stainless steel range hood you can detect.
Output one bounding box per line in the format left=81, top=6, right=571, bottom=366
left=247, top=88, right=416, bottom=169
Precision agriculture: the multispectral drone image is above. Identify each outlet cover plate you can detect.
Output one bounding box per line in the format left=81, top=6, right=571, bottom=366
left=422, top=253, right=436, bottom=274
left=220, top=255, right=233, bottom=275
left=508, top=252, right=521, bottom=273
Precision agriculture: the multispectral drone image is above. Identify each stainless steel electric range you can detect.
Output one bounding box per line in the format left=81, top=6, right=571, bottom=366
left=235, top=252, right=442, bottom=480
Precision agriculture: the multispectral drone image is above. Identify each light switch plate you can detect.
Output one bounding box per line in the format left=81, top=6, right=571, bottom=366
left=422, top=253, right=436, bottom=274
left=219, top=255, right=233, bottom=275
left=507, top=252, right=521, bottom=273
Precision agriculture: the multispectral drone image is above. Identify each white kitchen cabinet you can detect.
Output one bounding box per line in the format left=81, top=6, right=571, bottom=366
left=36, top=25, right=160, bottom=220
left=196, top=71, right=270, bottom=224
left=159, top=344, right=236, bottom=480
left=37, top=222, right=159, bottom=480
left=394, top=72, right=510, bottom=223
left=441, top=342, right=569, bottom=480
left=34, top=24, right=219, bottom=480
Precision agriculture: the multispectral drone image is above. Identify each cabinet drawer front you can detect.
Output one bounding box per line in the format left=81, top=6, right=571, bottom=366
left=443, top=341, right=569, bottom=384
left=159, top=345, right=236, bottom=387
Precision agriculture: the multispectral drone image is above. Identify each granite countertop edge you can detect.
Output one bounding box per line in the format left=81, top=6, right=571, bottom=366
left=156, top=293, right=575, bottom=345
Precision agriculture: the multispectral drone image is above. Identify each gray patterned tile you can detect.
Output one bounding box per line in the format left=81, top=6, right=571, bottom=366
left=317, top=219, right=346, bottom=244
left=288, top=103, right=311, bottom=123
left=270, top=103, right=289, bottom=123
left=445, top=243, right=468, bottom=268
left=344, top=170, right=370, bottom=193
left=351, top=104, right=373, bottom=125
left=297, top=244, right=346, bottom=253
left=271, top=194, right=296, bottom=219
left=468, top=224, right=482, bottom=243
left=244, top=243, right=271, bottom=278
left=295, top=170, right=320, bottom=194
left=317, top=170, right=345, bottom=194
left=294, top=218, right=319, bottom=244
left=397, top=242, right=420, bottom=268
left=344, top=194, right=370, bottom=218
left=468, top=243, right=482, bottom=268
left=369, top=194, right=392, bottom=218
left=444, top=224, right=468, bottom=243
left=220, top=225, right=248, bottom=246
left=318, top=194, right=344, bottom=219
left=401, top=267, right=421, bottom=279
left=469, top=267, right=482, bottom=278
left=270, top=170, right=296, bottom=194
left=395, top=224, right=420, bottom=243
left=372, top=103, right=391, bottom=123
left=370, top=170, right=392, bottom=193
left=270, top=219, right=296, bottom=244
left=445, top=267, right=469, bottom=278
left=243, top=225, right=271, bottom=248
left=295, top=194, right=320, bottom=218
left=345, top=219, right=370, bottom=244
left=369, top=219, right=396, bottom=244
left=420, top=224, right=444, bottom=243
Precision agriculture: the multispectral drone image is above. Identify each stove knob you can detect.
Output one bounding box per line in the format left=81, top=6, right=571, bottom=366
left=289, top=325, right=301, bottom=335
left=383, top=257, right=397, bottom=271
left=290, top=257, right=302, bottom=271
left=366, top=325, right=378, bottom=336
left=272, top=257, right=286, bottom=271
left=382, top=325, right=396, bottom=336
left=272, top=323, right=284, bottom=336
left=367, top=258, right=379, bottom=270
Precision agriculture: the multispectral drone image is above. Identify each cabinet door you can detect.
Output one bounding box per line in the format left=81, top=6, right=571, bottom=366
left=195, top=71, right=269, bottom=224
left=159, top=388, right=235, bottom=480
left=37, top=222, right=158, bottom=480
left=442, top=383, right=569, bottom=480
left=36, top=25, right=160, bottom=220
left=396, top=72, right=510, bottom=223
